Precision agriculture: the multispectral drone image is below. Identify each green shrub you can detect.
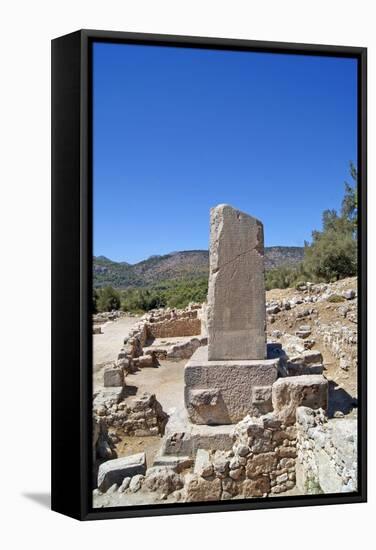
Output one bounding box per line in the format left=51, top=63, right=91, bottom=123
left=327, top=294, right=345, bottom=303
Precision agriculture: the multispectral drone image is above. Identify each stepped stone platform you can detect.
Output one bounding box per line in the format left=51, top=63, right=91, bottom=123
left=157, top=404, right=235, bottom=461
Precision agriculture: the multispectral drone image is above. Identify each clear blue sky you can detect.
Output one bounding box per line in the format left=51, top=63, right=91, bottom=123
left=93, top=42, right=357, bottom=264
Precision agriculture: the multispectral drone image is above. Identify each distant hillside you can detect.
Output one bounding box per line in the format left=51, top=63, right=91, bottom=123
left=93, top=247, right=304, bottom=289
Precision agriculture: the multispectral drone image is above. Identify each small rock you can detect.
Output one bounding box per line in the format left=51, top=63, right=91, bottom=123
left=118, top=477, right=131, bottom=492
left=237, top=444, right=250, bottom=457
left=129, top=474, right=144, bottom=493
left=107, top=483, right=118, bottom=494
left=343, top=289, right=356, bottom=300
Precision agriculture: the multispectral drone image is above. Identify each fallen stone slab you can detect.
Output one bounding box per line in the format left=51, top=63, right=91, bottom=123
left=97, top=452, right=146, bottom=492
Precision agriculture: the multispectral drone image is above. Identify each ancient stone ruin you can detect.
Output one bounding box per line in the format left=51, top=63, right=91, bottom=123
left=93, top=204, right=357, bottom=507
left=185, top=204, right=279, bottom=424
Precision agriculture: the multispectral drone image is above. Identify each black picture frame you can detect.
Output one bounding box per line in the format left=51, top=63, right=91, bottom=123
left=51, top=29, right=367, bottom=521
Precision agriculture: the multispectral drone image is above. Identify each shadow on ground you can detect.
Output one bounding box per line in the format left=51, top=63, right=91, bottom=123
left=328, top=380, right=357, bottom=417
left=22, top=493, right=51, bottom=509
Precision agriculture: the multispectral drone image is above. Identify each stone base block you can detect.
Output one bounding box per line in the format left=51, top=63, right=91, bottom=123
left=184, top=346, right=279, bottom=424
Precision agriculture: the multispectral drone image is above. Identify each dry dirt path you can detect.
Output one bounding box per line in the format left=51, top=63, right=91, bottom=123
left=93, top=315, right=141, bottom=370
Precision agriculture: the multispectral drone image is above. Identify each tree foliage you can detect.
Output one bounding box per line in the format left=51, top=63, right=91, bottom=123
left=96, top=286, right=121, bottom=312
left=265, top=163, right=358, bottom=289
left=303, top=163, right=357, bottom=281
left=121, top=277, right=208, bottom=313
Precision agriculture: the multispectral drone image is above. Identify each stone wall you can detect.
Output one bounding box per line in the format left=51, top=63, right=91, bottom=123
left=186, top=412, right=297, bottom=501
left=95, top=392, right=168, bottom=437
left=316, top=321, right=357, bottom=372
left=146, top=307, right=202, bottom=338
left=296, top=406, right=357, bottom=494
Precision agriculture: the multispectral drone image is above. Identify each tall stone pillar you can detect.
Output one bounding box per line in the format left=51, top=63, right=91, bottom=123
left=207, top=204, right=266, bottom=360
left=184, top=204, right=278, bottom=425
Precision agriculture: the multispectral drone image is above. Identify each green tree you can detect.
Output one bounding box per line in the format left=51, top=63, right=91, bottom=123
left=341, top=161, right=358, bottom=233
left=96, top=286, right=121, bottom=312
left=302, top=163, right=358, bottom=282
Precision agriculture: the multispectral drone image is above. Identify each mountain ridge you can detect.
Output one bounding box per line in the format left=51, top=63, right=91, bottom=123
left=93, top=247, right=304, bottom=288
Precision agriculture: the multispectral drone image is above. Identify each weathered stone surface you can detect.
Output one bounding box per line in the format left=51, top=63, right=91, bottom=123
left=97, top=452, right=146, bottom=492
left=129, top=474, right=144, bottom=493
left=167, top=337, right=206, bottom=359
left=207, top=204, right=266, bottom=360
left=185, top=346, right=278, bottom=424
left=143, top=467, right=183, bottom=495
left=118, top=477, right=131, bottom=492
left=152, top=453, right=193, bottom=472
left=134, top=354, right=155, bottom=368
left=272, top=375, right=328, bottom=425
left=161, top=407, right=234, bottom=457
left=194, top=449, right=214, bottom=478
left=245, top=452, right=278, bottom=478
left=296, top=408, right=357, bottom=495
left=242, top=477, right=270, bottom=497
left=103, top=365, right=124, bottom=387
left=251, top=385, right=273, bottom=414
left=185, top=474, right=222, bottom=502
left=93, top=387, right=124, bottom=410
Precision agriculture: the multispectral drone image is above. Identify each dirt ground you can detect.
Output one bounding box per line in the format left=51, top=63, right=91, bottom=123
left=93, top=315, right=141, bottom=368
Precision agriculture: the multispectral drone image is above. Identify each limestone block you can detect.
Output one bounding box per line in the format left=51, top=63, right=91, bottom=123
left=251, top=385, right=273, bottom=414
left=185, top=346, right=278, bottom=424
left=207, top=204, right=266, bottom=360
left=166, top=337, right=204, bottom=359
left=242, top=477, right=270, bottom=497
left=93, top=387, right=124, bottom=410
left=272, top=375, right=328, bottom=425
left=185, top=474, right=222, bottom=502
left=137, top=355, right=155, bottom=368
left=97, top=452, right=146, bottom=492
left=143, top=466, right=183, bottom=495
left=103, top=365, right=124, bottom=387
left=194, top=449, right=214, bottom=478
left=152, top=453, right=193, bottom=472
left=245, top=452, right=278, bottom=478
left=161, top=415, right=234, bottom=457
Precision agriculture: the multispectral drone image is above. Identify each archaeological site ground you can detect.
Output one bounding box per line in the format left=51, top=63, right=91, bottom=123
left=92, top=205, right=358, bottom=508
